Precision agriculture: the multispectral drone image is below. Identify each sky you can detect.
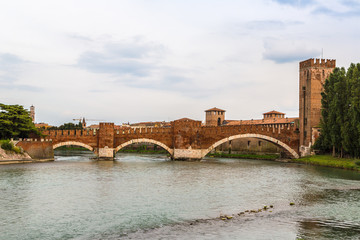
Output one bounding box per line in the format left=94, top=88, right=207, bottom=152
left=1, top=0, right=359, bottom=126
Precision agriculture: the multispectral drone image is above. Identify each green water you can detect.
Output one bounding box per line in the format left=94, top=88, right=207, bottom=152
left=0, top=151, right=359, bottom=239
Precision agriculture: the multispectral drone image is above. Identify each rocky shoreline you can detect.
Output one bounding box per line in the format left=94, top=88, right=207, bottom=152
left=0, top=148, right=53, bottom=164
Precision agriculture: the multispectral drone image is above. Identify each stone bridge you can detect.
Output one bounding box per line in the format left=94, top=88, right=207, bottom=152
left=43, top=118, right=300, bottom=160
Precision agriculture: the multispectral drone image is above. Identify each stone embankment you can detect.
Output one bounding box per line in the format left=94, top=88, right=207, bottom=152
left=0, top=147, right=33, bottom=164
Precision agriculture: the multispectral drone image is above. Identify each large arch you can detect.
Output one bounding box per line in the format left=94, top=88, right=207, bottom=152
left=202, top=133, right=299, bottom=159
left=53, top=141, right=94, bottom=152
left=115, top=138, right=173, bottom=155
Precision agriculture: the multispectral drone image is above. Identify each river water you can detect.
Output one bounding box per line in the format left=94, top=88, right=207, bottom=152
left=1, top=151, right=360, bottom=240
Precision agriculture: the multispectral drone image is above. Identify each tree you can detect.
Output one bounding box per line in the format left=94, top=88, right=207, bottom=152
left=315, top=63, right=360, bottom=158
left=48, top=122, right=83, bottom=130
left=0, top=104, right=39, bottom=139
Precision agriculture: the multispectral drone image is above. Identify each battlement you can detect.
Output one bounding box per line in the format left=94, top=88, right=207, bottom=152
left=99, top=122, right=114, bottom=127
left=299, top=58, right=336, bottom=69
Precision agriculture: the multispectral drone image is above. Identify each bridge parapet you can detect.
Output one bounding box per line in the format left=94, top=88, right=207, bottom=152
left=36, top=118, right=300, bottom=161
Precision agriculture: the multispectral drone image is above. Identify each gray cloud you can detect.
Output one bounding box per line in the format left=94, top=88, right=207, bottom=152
left=0, top=53, right=43, bottom=92
left=263, top=40, right=320, bottom=63
left=313, top=5, right=360, bottom=18
left=68, top=33, right=93, bottom=42
left=0, top=53, right=25, bottom=84
left=77, top=39, right=204, bottom=96
left=0, top=53, right=25, bottom=71
left=0, top=83, right=42, bottom=92
left=77, top=39, right=166, bottom=77
left=272, top=0, right=315, bottom=6
left=245, top=20, right=303, bottom=31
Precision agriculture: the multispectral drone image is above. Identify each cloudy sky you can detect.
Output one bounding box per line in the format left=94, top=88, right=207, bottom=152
left=1, top=0, right=359, bottom=126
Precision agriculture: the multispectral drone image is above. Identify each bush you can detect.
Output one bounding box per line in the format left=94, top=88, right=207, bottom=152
left=355, top=161, right=360, bottom=166
left=1, top=140, right=13, bottom=151
left=12, top=146, right=22, bottom=154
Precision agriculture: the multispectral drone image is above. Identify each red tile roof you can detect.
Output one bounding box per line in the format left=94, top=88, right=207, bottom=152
left=205, top=107, right=226, bottom=112
left=263, top=110, right=285, bottom=115
left=225, top=117, right=298, bottom=126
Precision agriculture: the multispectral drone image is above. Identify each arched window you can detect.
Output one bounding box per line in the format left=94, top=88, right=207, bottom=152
left=217, top=118, right=221, bottom=126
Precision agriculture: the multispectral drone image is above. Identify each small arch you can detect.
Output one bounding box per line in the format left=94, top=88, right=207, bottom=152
left=202, top=134, right=299, bottom=159
left=115, top=138, right=173, bottom=155
left=53, top=141, right=94, bottom=151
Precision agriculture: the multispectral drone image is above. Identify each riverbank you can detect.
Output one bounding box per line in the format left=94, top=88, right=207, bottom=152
left=0, top=144, right=54, bottom=165
left=208, top=152, right=279, bottom=160
left=0, top=147, right=32, bottom=164
left=291, top=155, right=360, bottom=171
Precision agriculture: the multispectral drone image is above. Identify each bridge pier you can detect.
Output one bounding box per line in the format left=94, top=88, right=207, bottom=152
left=172, top=149, right=203, bottom=160
left=98, top=147, right=115, bottom=160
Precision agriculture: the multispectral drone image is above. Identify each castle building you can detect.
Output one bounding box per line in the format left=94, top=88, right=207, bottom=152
left=205, top=107, right=225, bottom=126
left=299, top=58, right=336, bottom=148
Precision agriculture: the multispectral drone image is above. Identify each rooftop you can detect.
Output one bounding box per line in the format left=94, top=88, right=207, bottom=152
left=205, top=107, right=226, bottom=112
left=263, top=110, right=285, bottom=115
left=225, top=117, right=298, bottom=126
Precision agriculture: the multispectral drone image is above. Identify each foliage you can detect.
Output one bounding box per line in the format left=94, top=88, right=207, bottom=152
left=314, top=63, right=360, bottom=158
left=0, top=139, right=22, bottom=154
left=48, top=122, right=83, bottom=130
left=0, top=104, right=40, bottom=139
left=294, top=155, right=360, bottom=171
left=54, top=145, right=91, bottom=151
left=0, top=140, right=13, bottom=151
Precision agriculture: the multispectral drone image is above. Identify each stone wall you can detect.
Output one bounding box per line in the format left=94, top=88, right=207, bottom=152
left=16, top=141, right=54, bottom=160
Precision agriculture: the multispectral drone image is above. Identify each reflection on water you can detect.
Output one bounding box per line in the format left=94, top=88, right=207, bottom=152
left=0, top=150, right=359, bottom=240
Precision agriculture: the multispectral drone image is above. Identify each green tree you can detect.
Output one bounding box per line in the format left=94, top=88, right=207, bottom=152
left=315, top=63, right=360, bottom=158
left=0, top=104, right=39, bottom=139
left=346, top=63, right=360, bottom=157
left=49, top=122, right=83, bottom=130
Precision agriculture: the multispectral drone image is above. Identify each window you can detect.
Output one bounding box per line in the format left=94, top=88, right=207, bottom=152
left=258, top=141, right=262, bottom=146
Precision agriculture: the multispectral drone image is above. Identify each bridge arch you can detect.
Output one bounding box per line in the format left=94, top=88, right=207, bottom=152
left=202, top=134, right=299, bottom=159
left=115, top=138, right=173, bottom=155
left=53, top=141, right=94, bottom=152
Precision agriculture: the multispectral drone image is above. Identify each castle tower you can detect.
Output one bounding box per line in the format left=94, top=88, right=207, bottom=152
left=30, top=105, right=35, bottom=123
left=205, top=107, right=225, bottom=126
left=299, top=58, right=336, bottom=148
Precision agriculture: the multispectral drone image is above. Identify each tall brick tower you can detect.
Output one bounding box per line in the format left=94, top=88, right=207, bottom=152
left=30, top=105, right=35, bottom=123
left=299, top=58, right=336, bottom=150
left=205, top=107, right=225, bottom=126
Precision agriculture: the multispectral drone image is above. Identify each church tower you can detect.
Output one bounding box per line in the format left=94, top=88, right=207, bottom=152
left=30, top=105, right=35, bottom=123
left=299, top=58, right=336, bottom=149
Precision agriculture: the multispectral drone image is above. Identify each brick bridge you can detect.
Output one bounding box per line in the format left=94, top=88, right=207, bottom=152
left=43, top=118, right=300, bottom=160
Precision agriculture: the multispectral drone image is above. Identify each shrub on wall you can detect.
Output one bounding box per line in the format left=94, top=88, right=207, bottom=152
left=0, top=140, right=13, bottom=151
left=0, top=140, right=22, bottom=154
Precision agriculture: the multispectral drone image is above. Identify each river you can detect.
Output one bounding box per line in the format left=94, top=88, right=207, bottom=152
left=1, top=151, right=360, bottom=240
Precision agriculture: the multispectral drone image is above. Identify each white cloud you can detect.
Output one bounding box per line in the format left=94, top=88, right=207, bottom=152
left=0, top=0, right=359, bottom=126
